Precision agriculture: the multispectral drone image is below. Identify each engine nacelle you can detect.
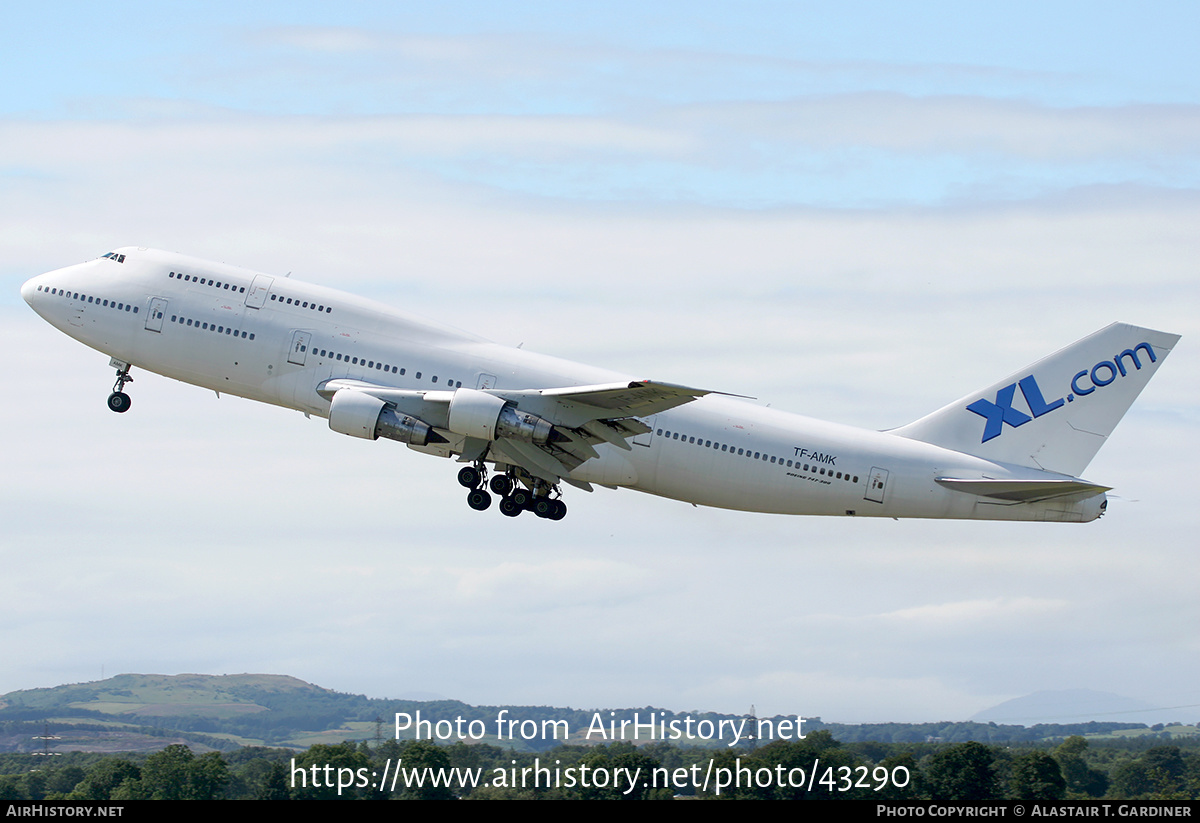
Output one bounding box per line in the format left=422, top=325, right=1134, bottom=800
left=447, top=388, right=554, bottom=444
left=328, top=389, right=435, bottom=446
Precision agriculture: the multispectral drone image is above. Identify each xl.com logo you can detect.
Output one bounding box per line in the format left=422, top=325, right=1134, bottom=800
left=966, top=342, right=1158, bottom=443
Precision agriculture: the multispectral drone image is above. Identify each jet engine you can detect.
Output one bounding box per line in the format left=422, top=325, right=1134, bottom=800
left=446, top=388, right=554, bottom=444
left=328, top=389, right=438, bottom=446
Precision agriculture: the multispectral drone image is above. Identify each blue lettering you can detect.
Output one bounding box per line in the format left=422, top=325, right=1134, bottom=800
left=1090, top=361, right=1117, bottom=387
left=1018, top=375, right=1064, bottom=418
left=1114, top=342, right=1156, bottom=376
left=967, top=383, right=1032, bottom=443
left=1071, top=370, right=1094, bottom=396
left=969, top=342, right=1157, bottom=443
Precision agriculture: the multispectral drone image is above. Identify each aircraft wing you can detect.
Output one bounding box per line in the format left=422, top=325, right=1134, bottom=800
left=493, top=380, right=718, bottom=425
left=492, top=380, right=744, bottom=484
left=318, top=378, right=725, bottom=485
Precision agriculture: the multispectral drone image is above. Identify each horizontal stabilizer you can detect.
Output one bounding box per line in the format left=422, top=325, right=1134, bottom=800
left=935, top=477, right=1110, bottom=502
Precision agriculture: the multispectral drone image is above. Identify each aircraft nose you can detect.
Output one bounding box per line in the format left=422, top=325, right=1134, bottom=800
left=21, top=275, right=41, bottom=306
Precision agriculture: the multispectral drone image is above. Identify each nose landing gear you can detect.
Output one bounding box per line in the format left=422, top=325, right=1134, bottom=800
left=107, top=361, right=133, bottom=413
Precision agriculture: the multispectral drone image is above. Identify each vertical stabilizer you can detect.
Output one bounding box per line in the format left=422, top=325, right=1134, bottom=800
left=892, top=323, right=1180, bottom=476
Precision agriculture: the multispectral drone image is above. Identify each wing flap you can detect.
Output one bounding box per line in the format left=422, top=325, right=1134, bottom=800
left=492, top=438, right=573, bottom=483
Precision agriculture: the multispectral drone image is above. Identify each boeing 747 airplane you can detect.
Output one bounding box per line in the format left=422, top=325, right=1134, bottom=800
left=22, top=247, right=1179, bottom=522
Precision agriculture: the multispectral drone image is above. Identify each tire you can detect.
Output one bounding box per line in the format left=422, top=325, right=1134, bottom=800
left=511, top=489, right=532, bottom=509
left=499, top=497, right=522, bottom=517
left=107, top=392, right=131, bottom=413
left=533, top=498, right=554, bottom=518
left=467, top=489, right=492, bottom=511
left=489, top=475, right=513, bottom=496
left=549, top=500, right=567, bottom=520
left=457, top=466, right=481, bottom=488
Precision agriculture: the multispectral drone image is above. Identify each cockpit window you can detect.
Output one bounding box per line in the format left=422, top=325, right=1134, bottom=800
left=101, top=252, right=127, bottom=263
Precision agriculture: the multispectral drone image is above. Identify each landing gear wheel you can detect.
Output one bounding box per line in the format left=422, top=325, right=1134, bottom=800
left=511, top=489, right=532, bottom=510
left=499, top=496, right=522, bottom=517
left=108, top=363, right=134, bottom=412
left=467, top=489, right=492, bottom=511
left=107, top=392, right=132, bottom=413
left=533, top=497, right=555, bottom=519
left=549, top=500, right=567, bottom=521
left=489, top=475, right=513, bottom=496
left=458, top=466, right=482, bottom=489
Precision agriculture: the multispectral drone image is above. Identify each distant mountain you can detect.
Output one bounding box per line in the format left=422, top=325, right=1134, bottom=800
left=1, top=672, right=319, bottom=718
left=0, top=673, right=349, bottom=753
left=0, top=672, right=768, bottom=754
left=1, top=674, right=1187, bottom=756
left=971, top=689, right=1200, bottom=726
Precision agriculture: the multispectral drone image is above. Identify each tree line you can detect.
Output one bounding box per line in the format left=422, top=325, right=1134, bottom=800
left=1, top=731, right=1198, bottom=800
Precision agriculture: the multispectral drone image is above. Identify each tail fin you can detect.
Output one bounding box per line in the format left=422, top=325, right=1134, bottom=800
left=893, top=323, right=1180, bottom=476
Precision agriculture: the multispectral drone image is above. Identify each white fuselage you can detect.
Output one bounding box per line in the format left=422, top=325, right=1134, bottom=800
left=21, top=247, right=1107, bottom=522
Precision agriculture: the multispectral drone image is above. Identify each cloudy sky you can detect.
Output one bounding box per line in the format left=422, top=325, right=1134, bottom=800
left=2, top=2, right=1197, bottom=725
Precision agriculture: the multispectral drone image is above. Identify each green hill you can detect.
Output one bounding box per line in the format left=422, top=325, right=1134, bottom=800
left=1, top=673, right=1175, bottom=756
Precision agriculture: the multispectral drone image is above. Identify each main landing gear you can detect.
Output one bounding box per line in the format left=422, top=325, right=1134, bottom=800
left=457, top=464, right=567, bottom=520
left=107, top=363, right=133, bottom=413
